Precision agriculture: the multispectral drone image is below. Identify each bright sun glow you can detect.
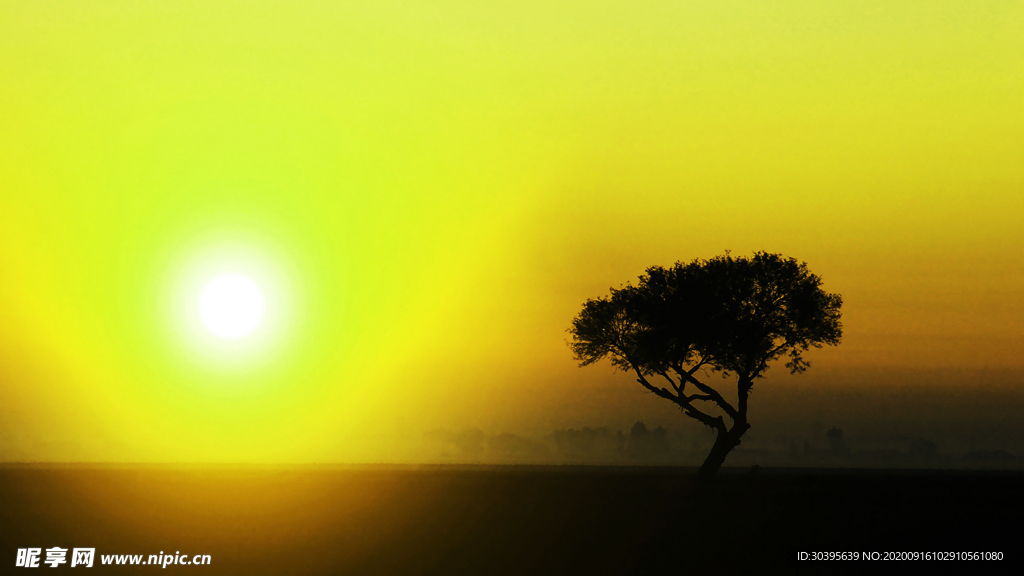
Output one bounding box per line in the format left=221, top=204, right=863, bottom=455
left=198, top=273, right=266, bottom=340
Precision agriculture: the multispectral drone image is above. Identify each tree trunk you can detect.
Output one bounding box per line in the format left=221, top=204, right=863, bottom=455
left=697, top=430, right=740, bottom=481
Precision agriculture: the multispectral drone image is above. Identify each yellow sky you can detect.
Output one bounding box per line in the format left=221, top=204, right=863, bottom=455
left=1, top=1, right=1022, bottom=462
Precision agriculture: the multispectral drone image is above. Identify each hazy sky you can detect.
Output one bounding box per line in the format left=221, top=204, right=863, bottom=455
left=2, top=1, right=1022, bottom=462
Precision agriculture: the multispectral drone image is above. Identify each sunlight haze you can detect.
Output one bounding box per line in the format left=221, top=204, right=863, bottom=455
left=1, top=1, right=1022, bottom=464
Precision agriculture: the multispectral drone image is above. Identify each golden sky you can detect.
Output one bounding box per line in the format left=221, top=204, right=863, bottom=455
left=1, top=1, right=1022, bottom=462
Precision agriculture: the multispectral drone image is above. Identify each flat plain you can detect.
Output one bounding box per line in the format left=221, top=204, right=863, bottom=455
left=1, top=465, right=1019, bottom=574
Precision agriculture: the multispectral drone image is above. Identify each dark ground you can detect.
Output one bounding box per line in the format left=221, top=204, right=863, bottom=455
left=0, top=465, right=1020, bottom=575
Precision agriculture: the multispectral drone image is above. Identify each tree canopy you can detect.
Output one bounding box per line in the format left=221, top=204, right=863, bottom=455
left=569, top=252, right=842, bottom=478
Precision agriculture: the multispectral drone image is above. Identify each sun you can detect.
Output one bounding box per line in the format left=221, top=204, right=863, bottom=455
left=197, top=273, right=266, bottom=340
left=166, top=238, right=297, bottom=363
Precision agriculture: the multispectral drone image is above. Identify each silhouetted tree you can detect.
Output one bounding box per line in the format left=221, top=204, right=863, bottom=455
left=569, top=252, right=842, bottom=479
left=487, top=433, right=549, bottom=461
left=551, top=427, right=623, bottom=461
left=627, top=421, right=671, bottom=460
left=628, top=421, right=650, bottom=459
left=909, top=437, right=937, bottom=458
left=826, top=427, right=850, bottom=457
left=424, top=428, right=486, bottom=459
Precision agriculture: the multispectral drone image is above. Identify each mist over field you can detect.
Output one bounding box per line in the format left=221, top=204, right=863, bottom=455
left=402, top=369, right=1024, bottom=468
left=7, top=367, right=1021, bottom=470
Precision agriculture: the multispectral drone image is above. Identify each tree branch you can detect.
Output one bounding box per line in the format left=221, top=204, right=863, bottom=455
left=684, top=394, right=715, bottom=403
left=633, top=366, right=724, bottom=432
left=765, top=341, right=789, bottom=361
left=682, top=408, right=727, bottom=433
left=656, top=370, right=681, bottom=395
left=631, top=366, right=679, bottom=404
left=671, top=361, right=739, bottom=421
